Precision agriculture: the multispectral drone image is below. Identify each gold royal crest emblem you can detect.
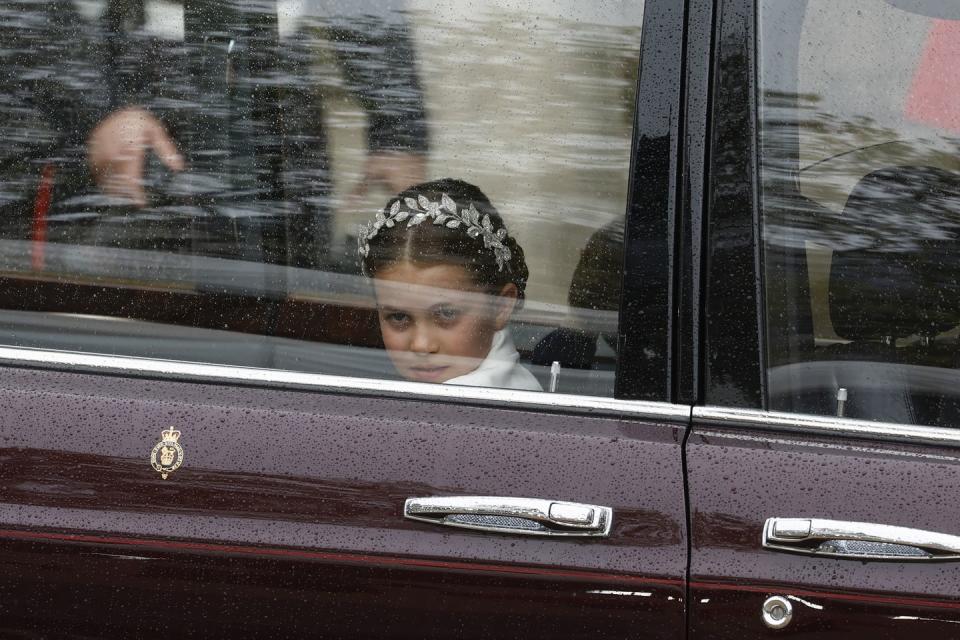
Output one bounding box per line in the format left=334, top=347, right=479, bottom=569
left=150, top=427, right=184, bottom=479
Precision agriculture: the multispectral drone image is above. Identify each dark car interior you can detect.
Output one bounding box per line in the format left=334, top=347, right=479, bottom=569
left=766, top=165, right=960, bottom=426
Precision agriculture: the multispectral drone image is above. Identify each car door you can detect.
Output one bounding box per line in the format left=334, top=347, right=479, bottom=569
left=686, top=0, right=960, bottom=636
left=0, top=0, right=689, bottom=637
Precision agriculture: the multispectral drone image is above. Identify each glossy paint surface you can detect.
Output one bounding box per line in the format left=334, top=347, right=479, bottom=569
left=0, top=367, right=687, bottom=637
left=616, top=0, right=683, bottom=402
left=687, top=426, right=960, bottom=637
left=675, top=0, right=713, bottom=405
left=692, top=0, right=960, bottom=635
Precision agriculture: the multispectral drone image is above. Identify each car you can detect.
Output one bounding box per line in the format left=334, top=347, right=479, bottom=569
left=0, top=0, right=958, bottom=637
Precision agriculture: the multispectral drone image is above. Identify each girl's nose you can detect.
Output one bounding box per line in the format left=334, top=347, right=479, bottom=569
left=410, top=327, right=438, bottom=354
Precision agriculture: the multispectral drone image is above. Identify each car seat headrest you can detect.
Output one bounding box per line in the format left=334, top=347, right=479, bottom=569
left=829, top=166, right=960, bottom=341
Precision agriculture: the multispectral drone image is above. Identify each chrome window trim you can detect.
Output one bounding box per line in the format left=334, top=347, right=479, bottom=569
left=694, top=406, right=960, bottom=448
left=0, top=346, right=690, bottom=422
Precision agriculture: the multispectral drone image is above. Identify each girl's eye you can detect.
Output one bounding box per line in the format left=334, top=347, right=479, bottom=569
left=434, top=306, right=460, bottom=323
left=385, top=312, right=411, bottom=327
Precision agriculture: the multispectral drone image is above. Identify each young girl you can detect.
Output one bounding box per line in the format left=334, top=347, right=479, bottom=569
left=358, top=178, right=542, bottom=391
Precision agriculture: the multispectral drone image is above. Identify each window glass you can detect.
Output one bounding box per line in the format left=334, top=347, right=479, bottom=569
left=759, top=0, right=960, bottom=425
left=0, top=0, right=644, bottom=396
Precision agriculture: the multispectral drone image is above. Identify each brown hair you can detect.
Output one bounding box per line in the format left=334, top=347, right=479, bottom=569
left=361, top=178, right=529, bottom=300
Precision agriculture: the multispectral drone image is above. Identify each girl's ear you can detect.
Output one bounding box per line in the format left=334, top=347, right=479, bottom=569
left=492, top=283, right=519, bottom=330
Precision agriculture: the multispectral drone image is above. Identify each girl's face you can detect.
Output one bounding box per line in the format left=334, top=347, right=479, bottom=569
left=373, top=261, right=518, bottom=383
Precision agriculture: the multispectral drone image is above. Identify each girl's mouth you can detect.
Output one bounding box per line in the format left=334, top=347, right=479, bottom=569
left=408, top=365, right=451, bottom=382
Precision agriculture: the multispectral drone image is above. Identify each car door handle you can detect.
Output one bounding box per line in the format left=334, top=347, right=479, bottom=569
left=404, top=496, right=613, bottom=537
left=763, top=517, right=960, bottom=561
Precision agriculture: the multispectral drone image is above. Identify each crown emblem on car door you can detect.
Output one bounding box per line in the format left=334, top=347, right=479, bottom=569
left=150, top=427, right=184, bottom=479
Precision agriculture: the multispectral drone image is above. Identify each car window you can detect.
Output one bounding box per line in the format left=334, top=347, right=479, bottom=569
left=758, top=0, right=960, bottom=426
left=0, top=0, right=648, bottom=397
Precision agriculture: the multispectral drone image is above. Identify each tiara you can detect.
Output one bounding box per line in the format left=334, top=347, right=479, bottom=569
left=358, top=193, right=513, bottom=272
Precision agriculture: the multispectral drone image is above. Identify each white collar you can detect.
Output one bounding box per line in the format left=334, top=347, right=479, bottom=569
left=443, top=329, right=542, bottom=391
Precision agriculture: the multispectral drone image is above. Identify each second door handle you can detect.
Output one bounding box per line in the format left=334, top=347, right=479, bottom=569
left=763, top=517, right=960, bottom=561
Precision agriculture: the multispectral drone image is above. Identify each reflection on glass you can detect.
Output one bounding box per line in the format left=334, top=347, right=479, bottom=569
left=759, top=0, right=960, bottom=425
left=0, top=0, right=642, bottom=397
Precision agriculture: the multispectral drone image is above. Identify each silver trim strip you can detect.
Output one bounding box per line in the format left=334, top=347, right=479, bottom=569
left=694, top=406, right=960, bottom=447
left=0, top=346, right=689, bottom=421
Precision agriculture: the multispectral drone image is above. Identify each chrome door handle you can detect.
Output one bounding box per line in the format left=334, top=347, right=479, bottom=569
left=404, top=496, right=613, bottom=537
left=763, top=517, right=960, bottom=561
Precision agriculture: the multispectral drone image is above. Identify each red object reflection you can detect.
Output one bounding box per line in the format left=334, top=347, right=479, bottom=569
left=906, top=20, right=960, bottom=133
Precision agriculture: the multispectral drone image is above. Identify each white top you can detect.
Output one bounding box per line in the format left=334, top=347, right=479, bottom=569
left=443, top=329, right=543, bottom=391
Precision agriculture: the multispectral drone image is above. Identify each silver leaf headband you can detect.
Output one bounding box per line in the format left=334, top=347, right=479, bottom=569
left=358, top=193, right=513, bottom=273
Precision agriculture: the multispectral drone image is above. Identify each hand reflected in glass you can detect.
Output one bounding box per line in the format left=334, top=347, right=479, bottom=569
left=362, top=151, right=427, bottom=194
left=87, top=107, right=185, bottom=207
left=346, top=151, right=427, bottom=212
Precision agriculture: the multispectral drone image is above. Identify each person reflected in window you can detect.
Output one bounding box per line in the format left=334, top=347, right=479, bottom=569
left=0, top=1, right=177, bottom=234
left=95, top=0, right=429, bottom=268
left=358, top=179, right=541, bottom=391
left=0, top=1, right=183, bottom=199
left=0, top=0, right=428, bottom=269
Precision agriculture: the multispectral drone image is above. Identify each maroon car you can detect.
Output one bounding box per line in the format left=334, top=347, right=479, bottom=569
left=0, top=0, right=958, bottom=637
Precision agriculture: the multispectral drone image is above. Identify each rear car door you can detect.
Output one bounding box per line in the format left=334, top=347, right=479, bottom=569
left=0, top=0, right=689, bottom=637
left=687, top=0, right=960, bottom=636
